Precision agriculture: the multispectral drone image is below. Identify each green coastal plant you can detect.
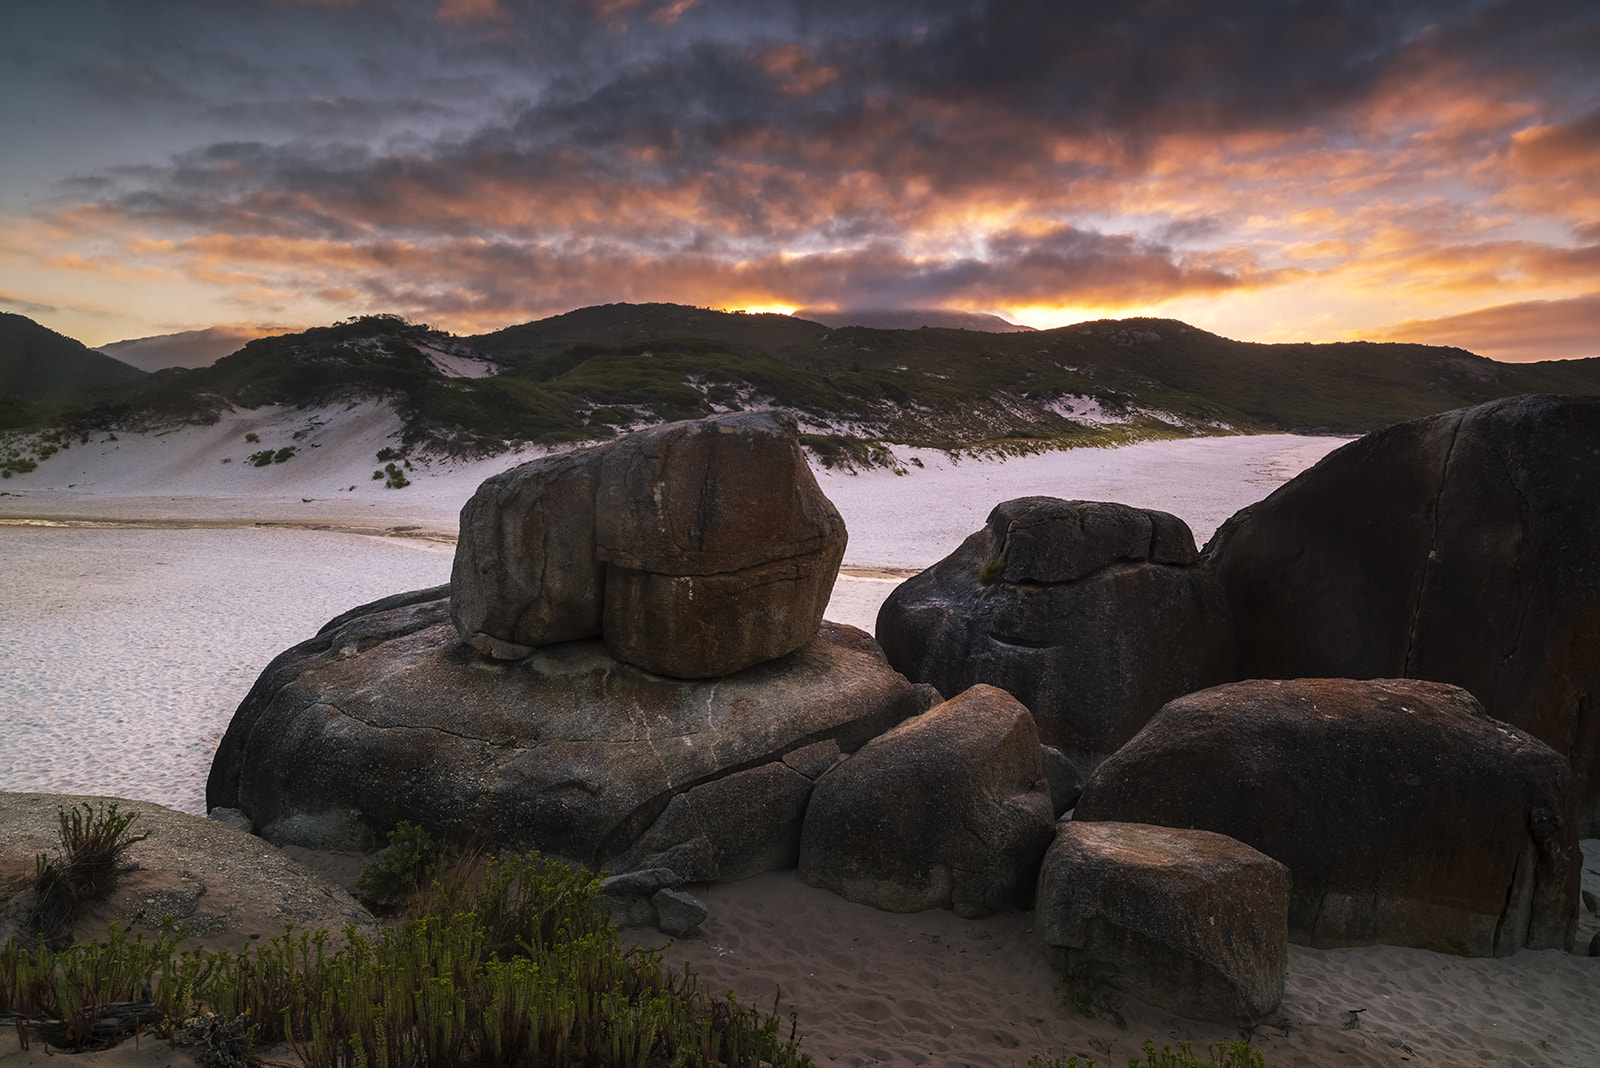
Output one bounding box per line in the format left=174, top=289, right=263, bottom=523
left=355, top=821, right=438, bottom=910
left=246, top=446, right=297, bottom=466
left=3, top=849, right=813, bottom=1066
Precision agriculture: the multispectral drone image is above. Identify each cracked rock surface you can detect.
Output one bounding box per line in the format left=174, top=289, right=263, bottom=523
left=207, top=587, right=928, bottom=871
left=1074, top=677, right=1580, bottom=957
left=1204, top=394, right=1600, bottom=835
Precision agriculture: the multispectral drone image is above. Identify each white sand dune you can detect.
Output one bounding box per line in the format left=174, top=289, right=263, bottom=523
left=4, top=418, right=1597, bottom=1067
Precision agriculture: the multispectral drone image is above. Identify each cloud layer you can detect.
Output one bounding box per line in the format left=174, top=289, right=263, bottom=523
left=2, top=0, right=1598, bottom=357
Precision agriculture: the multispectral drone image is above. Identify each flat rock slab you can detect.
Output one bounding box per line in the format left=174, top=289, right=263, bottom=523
left=1074, top=678, right=1580, bottom=956
left=208, top=591, right=928, bottom=871
left=1037, top=820, right=1289, bottom=1027
left=0, top=792, right=377, bottom=954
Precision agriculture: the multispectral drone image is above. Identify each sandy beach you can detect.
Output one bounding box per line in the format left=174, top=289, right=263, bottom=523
left=4, top=417, right=1599, bottom=1067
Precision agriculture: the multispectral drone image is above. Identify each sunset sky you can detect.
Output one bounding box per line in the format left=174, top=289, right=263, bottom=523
left=2, top=0, right=1598, bottom=360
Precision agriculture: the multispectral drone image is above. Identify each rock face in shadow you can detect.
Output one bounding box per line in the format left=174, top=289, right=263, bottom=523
left=798, top=684, right=1056, bottom=918
left=876, top=498, right=1235, bottom=777
left=451, top=410, right=847, bottom=678
left=1203, top=394, right=1600, bottom=834
left=207, top=591, right=929, bottom=871
left=0, top=792, right=377, bottom=954
left=1074, top=678, right=1580, bottom=956
left=1036, top=821, right=1289, bottom=1027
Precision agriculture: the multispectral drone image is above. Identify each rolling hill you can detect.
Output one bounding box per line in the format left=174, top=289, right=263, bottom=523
left=0, top=312, right=147, bottom=428
left=4, top=303, right=1599, bottom=473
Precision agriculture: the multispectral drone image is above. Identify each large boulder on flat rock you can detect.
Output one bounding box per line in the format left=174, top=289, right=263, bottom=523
left=876, top=497, right=1235, bottom=773
left=1074, top=678, right=1580, bottom=956
left=451, top=410, right=847, bottom=677
left=1037, top=821, right=1289, bottom=1027
left=451, top=450, right=607, bottom=658
left=0, top=792, right=377, bottom=954
left=207, top=589, right=929, bottom=870
left=1204, top=395, right=1600, bottom=834
left=798, top=684, right=1056, bottom=918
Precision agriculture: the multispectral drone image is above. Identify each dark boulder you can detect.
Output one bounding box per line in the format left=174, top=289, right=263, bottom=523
left=876, top=497, right=1235, bottom=772
left=1204, top=395, right=1600, bottom=833
left=207, top=588, right=929, bottom=870
left=1074, top=678, right=1580, bottom=956
left=798, top=684, right=1056, bottom=918
left=451, top=411, right=847, bottom=677
left=1036, top=821, right=1289, bottom=1027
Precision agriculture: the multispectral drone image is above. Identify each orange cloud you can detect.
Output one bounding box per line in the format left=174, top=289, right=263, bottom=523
left=1364, top=294, right=1600, bottom=362
left=436, top=0, right=508, bottom=24
left=757, top=43, right=839, bottom=96
left=649, top=0, right=698, bottom=26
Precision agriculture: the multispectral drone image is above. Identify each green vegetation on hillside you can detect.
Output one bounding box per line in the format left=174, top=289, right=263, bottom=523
left=5, top=303, right=1598, bottom=467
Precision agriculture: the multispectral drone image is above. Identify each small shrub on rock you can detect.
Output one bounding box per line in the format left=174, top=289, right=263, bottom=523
left=355, top=820, right=438, bottom=909
left=5, top=802, right=149, bottom=947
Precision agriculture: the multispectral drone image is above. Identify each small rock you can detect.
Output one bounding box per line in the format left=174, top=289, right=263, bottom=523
left=652, top=888, right=708, bottom=936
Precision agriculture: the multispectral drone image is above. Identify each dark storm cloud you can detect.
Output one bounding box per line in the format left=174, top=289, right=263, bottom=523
left=71, top=1, right=1595, bottom=221
left=11, top=0, right=1600, bottom=334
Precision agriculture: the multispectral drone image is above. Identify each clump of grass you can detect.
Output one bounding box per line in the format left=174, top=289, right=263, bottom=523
left=246, top=446, right=297, bottom=466
left=382, top=461, right=411, bottom=488
left=977, top=557, right=1006, bottom=585
left=5, top=802, right=150, bottom=947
